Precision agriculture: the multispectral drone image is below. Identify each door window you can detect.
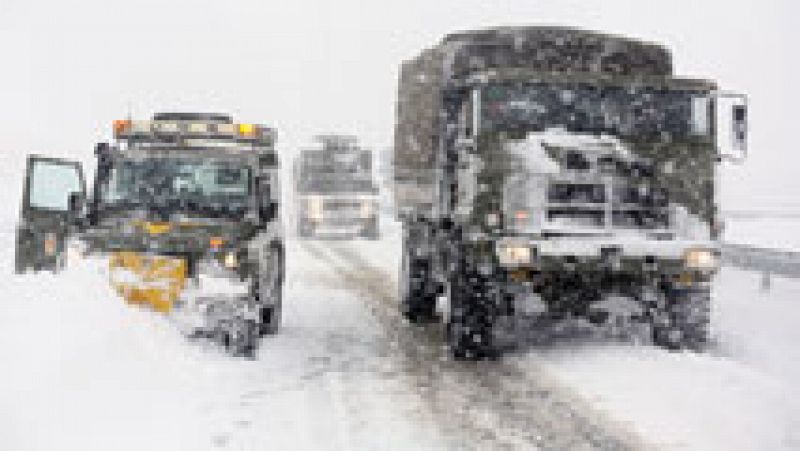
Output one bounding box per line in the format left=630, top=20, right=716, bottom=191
left=28, top=160, right=82, bottom=211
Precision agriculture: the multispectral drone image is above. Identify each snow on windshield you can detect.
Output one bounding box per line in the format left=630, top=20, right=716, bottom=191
left=103, top=158, right=250, bottom=204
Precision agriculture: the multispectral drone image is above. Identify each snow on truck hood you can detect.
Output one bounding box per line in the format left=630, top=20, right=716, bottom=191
left=503, top=128, right=632, bottom=175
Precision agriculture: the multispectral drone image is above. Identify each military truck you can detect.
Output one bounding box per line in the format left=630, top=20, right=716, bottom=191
left=394, top=26, right=748, bottom=359
left=15, top=112, right=284, bottom=356
left=294, top=135, right=380, bottom=239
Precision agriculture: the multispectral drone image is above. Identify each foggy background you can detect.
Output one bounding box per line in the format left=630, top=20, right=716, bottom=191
left=1, top=0, right=797, bottom=221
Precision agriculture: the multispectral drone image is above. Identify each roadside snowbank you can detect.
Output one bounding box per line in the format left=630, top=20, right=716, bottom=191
left=0, top=256, right=224, bottom=450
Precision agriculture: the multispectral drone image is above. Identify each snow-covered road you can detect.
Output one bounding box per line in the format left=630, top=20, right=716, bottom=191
left=1, top=223, right=799, bottom=450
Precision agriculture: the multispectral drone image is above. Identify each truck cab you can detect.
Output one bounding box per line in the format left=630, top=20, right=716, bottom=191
left=294, top=135, right=380, bottom=239
left=15, top=112, right=285, bottom=355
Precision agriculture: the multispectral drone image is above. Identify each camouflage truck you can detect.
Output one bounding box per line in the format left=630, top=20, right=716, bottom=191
left=15, top=113, right=285, bottom=356
left=394, top=26, right=748, bottom=359
left=294, top=135, right=380, bottom=239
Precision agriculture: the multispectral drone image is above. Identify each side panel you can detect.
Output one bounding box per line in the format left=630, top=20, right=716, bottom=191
left=393, top=48, right=443, bottom=219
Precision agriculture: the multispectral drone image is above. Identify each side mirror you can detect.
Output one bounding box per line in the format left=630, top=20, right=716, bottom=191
left=732, top=104, right=748, bottom=152
left=713, top=92, right=748, bottom=163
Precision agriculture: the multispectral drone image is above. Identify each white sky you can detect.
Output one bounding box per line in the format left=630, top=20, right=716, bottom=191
left=0, top=0, right=797, bottom=214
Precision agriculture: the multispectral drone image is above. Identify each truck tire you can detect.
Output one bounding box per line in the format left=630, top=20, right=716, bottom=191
left=399, top=238, right=437, bottom=324
left=255, top=244, right=284, bottom=336
left=446, top=258, right=500, bottom=360
left=652, top=285, right=711, bottom=351
left=260, top=290, right=282, bottom=336
left=224, top=318, right=258, bottom=358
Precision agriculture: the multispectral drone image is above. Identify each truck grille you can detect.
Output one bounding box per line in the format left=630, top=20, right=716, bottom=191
left=544, top=179, right=669, bottom=230
left=504, top=175, right=670, bottom=232
left=547, top=183, right=606, bottom=204
left=324, top=199, right=361, bottom=211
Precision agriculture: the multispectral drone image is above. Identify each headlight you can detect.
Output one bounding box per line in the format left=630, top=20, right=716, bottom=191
left=684, top=248, right=717, bottom=271
left=360, top=200, right=373, bottom=218
left=223, top=251, right=238, bottom=269
left=308, top=196, right=323, bottom=221
left=497, top=243, right=532, bottom=267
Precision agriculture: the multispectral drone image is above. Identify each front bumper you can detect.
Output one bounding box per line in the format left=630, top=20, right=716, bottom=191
left=300, top=215, right=377, bottom=236
left=495, top=236, right=719, bottom=273
left=108, top=252, right=252, bottom=320
left=109, top=252, right=188, bottom=312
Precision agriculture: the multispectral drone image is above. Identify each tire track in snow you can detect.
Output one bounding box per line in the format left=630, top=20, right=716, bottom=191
left=302, top=240, right=647, bottom=451
left=209, top=241, right=450, bottom=450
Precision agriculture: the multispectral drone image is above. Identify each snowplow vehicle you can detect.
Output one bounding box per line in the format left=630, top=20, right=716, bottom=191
left=15, top=113, right=285, bottom=355
left=295, top=135, right=380, bottom=239
left=394, top=26, right=749, bottom=359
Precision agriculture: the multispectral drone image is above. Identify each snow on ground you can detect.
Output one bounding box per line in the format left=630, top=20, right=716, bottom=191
left=320, top=220, right=800, bottom=450
left=0, top=244, right=220, bottom=450
left=2, top=217, right=800, bottom=450
left=0, top=227, right=446, bottom=450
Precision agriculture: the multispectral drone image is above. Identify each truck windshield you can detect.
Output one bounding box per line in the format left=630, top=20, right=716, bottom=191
left=481, top=83, right=709, bottom=142
left=296, top=174, right=375, bottom=193
left=296, top=151, right=375, bottom=193
left=100, top=158, right=251, bottom=217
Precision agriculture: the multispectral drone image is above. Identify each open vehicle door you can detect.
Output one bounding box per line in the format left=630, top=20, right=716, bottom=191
left=15, top=155, right=86, bottom=273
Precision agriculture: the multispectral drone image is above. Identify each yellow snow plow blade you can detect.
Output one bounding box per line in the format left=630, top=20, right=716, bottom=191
left=108, top=252, right=187, bottom=313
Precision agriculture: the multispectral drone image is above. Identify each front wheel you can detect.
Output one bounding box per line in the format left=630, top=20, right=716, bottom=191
left=446, top=260, right=501, bottom=360
left=230, top=319, right=259, bottom=357
left=260, top=293, right=282, bottom=336
left=216, top=318, right=259, bottom=358
left=652, top=285, right=711, bottom=351
left=253, top=245, right=285, bottom=336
